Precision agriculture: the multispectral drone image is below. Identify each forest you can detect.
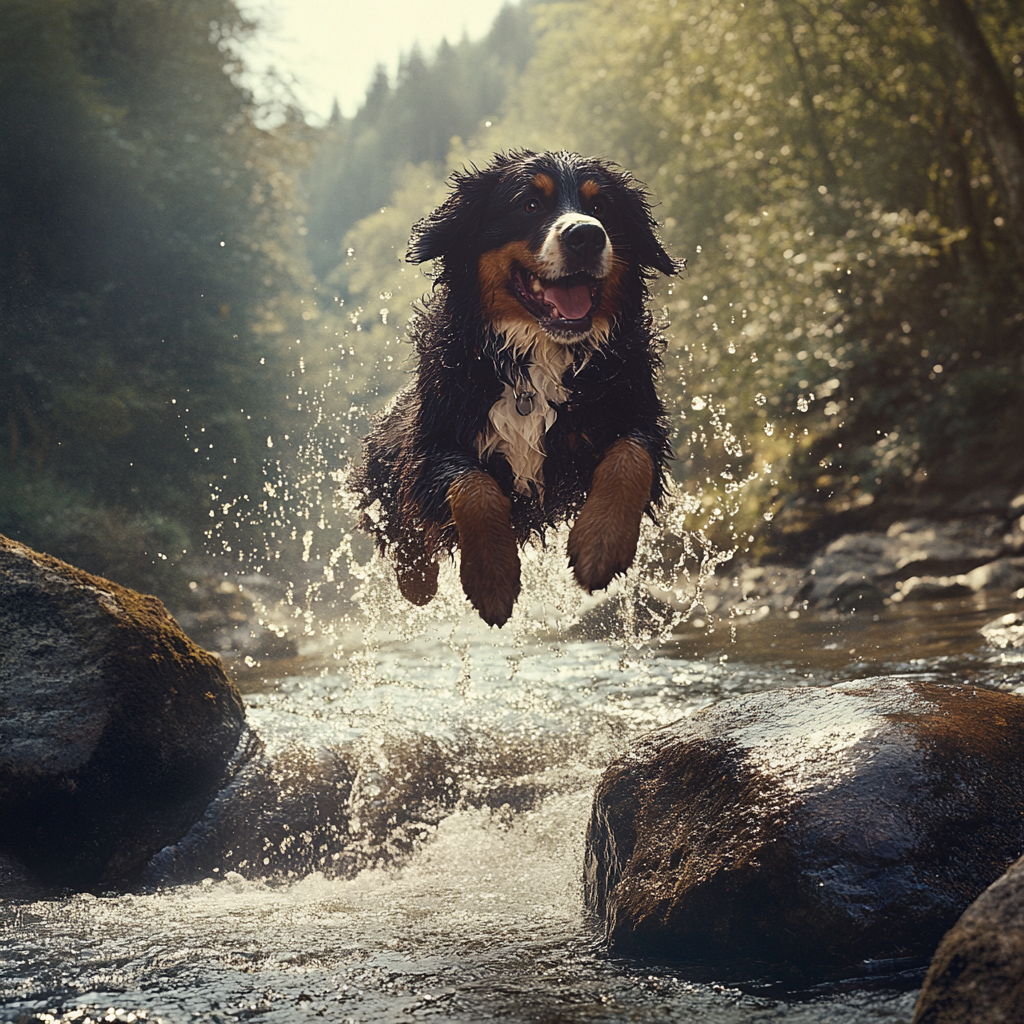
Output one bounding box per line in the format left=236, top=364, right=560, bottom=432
left=2, top=0, right=1022, bottom=602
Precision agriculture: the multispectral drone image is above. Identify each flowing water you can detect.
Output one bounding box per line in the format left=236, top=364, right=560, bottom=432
left=2, top=537, right=1023, bottom=1023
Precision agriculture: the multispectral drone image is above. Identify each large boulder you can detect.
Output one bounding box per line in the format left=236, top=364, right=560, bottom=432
left=0, top=535, right=251, bottom=888
left=585, top=678, right=1024, bottom=967
left=913, top=854, right=1024, bottom=1023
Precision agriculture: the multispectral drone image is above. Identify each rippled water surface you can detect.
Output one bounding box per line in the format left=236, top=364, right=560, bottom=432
left=3, top=580, right=1022, bottom=1024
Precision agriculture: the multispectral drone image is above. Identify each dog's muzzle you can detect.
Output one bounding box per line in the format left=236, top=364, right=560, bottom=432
left=510, top=214, right=611, bottom=336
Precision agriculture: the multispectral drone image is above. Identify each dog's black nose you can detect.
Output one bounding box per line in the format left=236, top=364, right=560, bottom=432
left=562, top=222, right=606, bottom=259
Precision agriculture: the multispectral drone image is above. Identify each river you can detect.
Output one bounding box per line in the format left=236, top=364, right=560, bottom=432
left=2, top=547, right=1022, bottom=1024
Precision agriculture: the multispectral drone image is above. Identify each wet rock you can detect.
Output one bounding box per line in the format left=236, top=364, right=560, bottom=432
left=878, top=519, right=1007, bottom=575
left=912, top=854, right=1024, bottom=1023
left=0, top=534, right=250, bottom=888
left=813, top=530, right=902, bottom=578
left=143, top=726, right=584, bottom=885
left=657, top=564, right=808, bottom=627
left=801, top=521, right=1004, bottom=605
left=584, top=678, right=1024, bottom=966
left=722, top=516, right=1022, bottom=614
left=567, top=587, right=684, bottom=643
left=638, top=509, right=1024, bottom=629
left=960, top=558, right=1024, bottom=593
left=980, top=612, right=1024, bottom=650
left=722, top=564, right=808, bottom=612
left=891, top=575, right=971, bottom=603
left=824, top=572, right=885, bottom=612
left=142, top=741, right=357, bottom=885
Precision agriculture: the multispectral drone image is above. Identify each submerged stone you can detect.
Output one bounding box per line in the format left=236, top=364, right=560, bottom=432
left=960, top=558, right=1024, bottom=593
left=0, top=534, right=250, bottom=888
left=981, top=612, right=1024, bottom=650
left=891, top=575, right=971, bottom=602
left=584, top=678, right=1024, bottom=966
left=913, top=853, right=1024, bottom=1023
left=824, top=572, right=885, bottom=611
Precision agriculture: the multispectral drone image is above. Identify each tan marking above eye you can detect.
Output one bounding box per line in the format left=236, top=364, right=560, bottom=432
left=531, top=172, right=555, bottom=197
left=580, top=180, right=601, bottom=200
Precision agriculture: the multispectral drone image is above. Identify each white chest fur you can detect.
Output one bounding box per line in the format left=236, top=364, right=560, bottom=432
left=477, top=341, right=573, bottom=499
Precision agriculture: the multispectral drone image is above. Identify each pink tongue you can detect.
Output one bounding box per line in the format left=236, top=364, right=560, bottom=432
left=543, top=282, right=593, bottom=320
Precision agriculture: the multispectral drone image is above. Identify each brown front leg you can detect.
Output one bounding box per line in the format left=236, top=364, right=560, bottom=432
left=448, top=471, right=521, bottom=627
left=393, top=528, right=439, bottom=607
left=567, top=438, right=654, bottom=593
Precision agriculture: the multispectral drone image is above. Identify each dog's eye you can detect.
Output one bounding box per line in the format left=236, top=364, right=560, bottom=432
left=524, top=198, right=542, bottom=213
left=590, top=198, right=606, bottom=216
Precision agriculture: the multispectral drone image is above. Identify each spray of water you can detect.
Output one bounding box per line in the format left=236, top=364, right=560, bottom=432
left=198, top=309, right=762, bottom=685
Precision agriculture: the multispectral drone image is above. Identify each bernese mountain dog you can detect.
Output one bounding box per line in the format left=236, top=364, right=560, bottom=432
left=352, top=149, right=682, bottom=627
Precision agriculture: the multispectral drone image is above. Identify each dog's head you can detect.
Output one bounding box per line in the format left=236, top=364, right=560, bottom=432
left=407, top=150, right=681, bottom=348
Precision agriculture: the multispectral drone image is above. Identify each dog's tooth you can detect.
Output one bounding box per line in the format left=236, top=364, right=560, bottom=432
left=530, top=277, right=544, bottom=295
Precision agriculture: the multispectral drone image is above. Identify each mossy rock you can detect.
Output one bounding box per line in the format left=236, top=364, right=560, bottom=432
left=0, top=534, right=250, bottom=888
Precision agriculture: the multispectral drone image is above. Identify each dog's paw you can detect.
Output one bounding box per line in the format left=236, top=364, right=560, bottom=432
left=568, top=504, right=643, bottom=593
left=395, top=556, right=438, bottom=606
left=567, top=438, right=653, bottom=593
left=448, top=472, right=521, bottom=627
left=463, top=556, right=520, bottom=627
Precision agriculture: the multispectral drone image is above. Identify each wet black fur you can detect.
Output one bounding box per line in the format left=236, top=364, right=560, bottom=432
left=352, top=149, right=682, bottom=561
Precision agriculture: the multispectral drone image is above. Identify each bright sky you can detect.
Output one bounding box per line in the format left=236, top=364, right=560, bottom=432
left=239, top=0, right=512, bottom=123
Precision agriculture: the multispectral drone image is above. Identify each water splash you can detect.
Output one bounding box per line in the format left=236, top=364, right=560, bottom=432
left=184, top=277, right=789, bottom=713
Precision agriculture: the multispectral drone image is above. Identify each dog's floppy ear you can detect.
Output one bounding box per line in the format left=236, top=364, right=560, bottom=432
left=406, top=160, right=507, bottom=264
left=610, top=168, right=685, bottom=278
left=634, top=225, right=685, bottom=278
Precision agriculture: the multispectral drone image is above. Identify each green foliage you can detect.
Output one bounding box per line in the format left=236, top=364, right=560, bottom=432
left=0, top=0, right=312, bottom=591
left=0, top=468, right=192, bottom=600
left=7, top=0, right=1021, bottom=593
left=479, top=0, right=1024, bottom=544
left=305, top=3, right=534, bottom=278
left=325, top=166, right=449, bottom=404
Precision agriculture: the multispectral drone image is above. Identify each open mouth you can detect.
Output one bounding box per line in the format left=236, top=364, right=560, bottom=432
left=511, top=265, right=602, bottom=334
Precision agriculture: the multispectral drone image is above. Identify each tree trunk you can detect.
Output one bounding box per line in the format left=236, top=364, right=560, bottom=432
left=779, top=3, right=840, bottom=191
left=931, top=0, right=1024, bottom=258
